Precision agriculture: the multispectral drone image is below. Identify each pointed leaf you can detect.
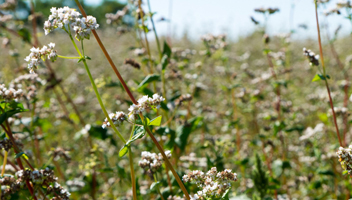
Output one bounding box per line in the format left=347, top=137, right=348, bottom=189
left=118, top=145, right=128, bottom=157
left=149, top=116, right=162, bottom=126
left=162, top=41, right=172, bottom=57
left=137, top=74, right=160, bottom=89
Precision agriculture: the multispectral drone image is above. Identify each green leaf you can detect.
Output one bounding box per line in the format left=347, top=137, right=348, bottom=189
left=149, top=116, right=162, bottom=126
left=162, top=41, right=172, bottom=58
left=139, top=25, right=149, bottom=33
left=77, top=58, right=84, bottom=63
left=0, top=102, right=27, bottom=125
left=317, top=169, right=335, bottom=176
left=88, top=126, right=108, bottom=140
left=312, top=74, right=322, bottom=82
left=150, top=181, right=160, bottom=192
left=175, top=117, right=203, bottom=151
left=15, top=152, right=28, bottom=160
left=118, top=145, right=128, bottom=157
left=161, top=54, right=169, bottom=70
left=137, top=74, right=160, bottom=89
left=119, top=126, right=146, bottom=157
left=222, top=188, right=230, bottom=200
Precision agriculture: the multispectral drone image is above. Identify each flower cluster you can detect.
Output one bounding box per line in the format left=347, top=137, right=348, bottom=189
left=105, top=6, right=128, bottom=24
left=102, top=111, right=127, bottom=129
left=44, top=7, right=99, bottom=41
left=138, top=150, right=172, bottom=172
left=200, top=34, right=227, bottom=53
left=49, top=147, right=71, bottom=163
left=0, top=138, right=13, bottom=151
left=182, top=167, right=238, bottom=199
left=24, top=43, right=57, bottom=74
left=303, top=48, right=319, bottom=66
left=167, top=195, right=200, bottom=200
left=9, top=74, right=46, bottom=100
left=336, top=145, right=352, bottom=174
left=47, top=182, right=71, bottom=200
left=128, top=94, right=165, bottom=121
left=0, top=168, right=62, bottom=198
left=0, top=84, right=23, bottom=101
left=16, top=168, right=57, bottom=185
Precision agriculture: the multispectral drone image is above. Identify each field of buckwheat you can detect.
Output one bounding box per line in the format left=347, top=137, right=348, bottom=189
left=1, top=0, right=352, bottom=199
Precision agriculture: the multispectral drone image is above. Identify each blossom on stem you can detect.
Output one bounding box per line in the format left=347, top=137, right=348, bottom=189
left=44, top=6, right=99, bottom=41
left=336, top=145, right=352, bottom=174
left=138, top=150, right=172, bottom=172
left=24, top=43, right=57, bottom=74
left=128, top=94, right=165, bottom=121
left=182, top=167, right=237, bottom=200
left=102, top=111, right=127, bottom=129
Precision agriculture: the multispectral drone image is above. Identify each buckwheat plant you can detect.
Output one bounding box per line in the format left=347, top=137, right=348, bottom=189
left=23, top=4, right=194, bottom=199
left=182, top=167, right=238, bottom=200
left=336, top=145, right=352, bottom=175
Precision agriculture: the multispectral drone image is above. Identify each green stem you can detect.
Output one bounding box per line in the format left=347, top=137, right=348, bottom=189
left=147, top=0, right=162, bottom=59
left=153, top=174, right=165, bottom=200
left=128, top=148, right=137, bottom=200
left=58, top=55, right=81, bottom=59
left=66, top=32, right=127, bottom=144
left=128, top=124, right=137, bottom=200
left=146, top=0, right=167, bottom=100
left=314, top=0, right=342, bottom=147
left=1, top=151, right=8, bottom=176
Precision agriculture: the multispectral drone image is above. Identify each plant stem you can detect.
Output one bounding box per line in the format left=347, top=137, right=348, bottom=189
left=147, top=0, right=167, bottom=99
left=129, top=124, right=137, bottom=200
left=58, top=55, right=81, bottom=59
left=153, top=174, right=165, bottom=200
left=67, top=33, right=127, bottom=144
left=147, top=0, right=162, bottom=59
left=128, top=148, right=137, bottom=200
left=314, top=0, right=343, bottom=147
left=1, top=151, right=8, bottom=176
left=73, top=2, right=191, bottom=198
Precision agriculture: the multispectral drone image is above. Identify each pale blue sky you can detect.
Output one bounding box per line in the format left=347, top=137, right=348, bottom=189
left=86, top=0, right=351, bottom=40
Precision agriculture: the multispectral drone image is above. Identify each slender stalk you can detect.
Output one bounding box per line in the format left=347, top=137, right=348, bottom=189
left=128, top=124, right=137, bottom=200
left=153, top=174, right=165, bottom=200
left=1, top=150, right=8, bottom=176
left=128, top=149, right=137, bottom=200
left=67, top=33, right=127, bottom=144
left=73, top=2, right=191, bottom=199
left=58, top=55, right=81, bottom=59
left=147, top=0, right=162, bottom=59
left=138, top=0, right=155, bottom=74
left=326, top=27, right=349, bottom=146
left=314, top=0, right=343, bottom=147
left=147, top=0, right=167, bottom=99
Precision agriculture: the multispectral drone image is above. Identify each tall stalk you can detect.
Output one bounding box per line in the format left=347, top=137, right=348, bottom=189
left=65, top=26, right=139, bottom=200
left=314, top=0, right=343, bottom=147
left=74, top=1, right=191, bottom=199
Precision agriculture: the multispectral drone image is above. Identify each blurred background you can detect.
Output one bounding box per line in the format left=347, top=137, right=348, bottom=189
left=2, top=0, right=351, bottom=40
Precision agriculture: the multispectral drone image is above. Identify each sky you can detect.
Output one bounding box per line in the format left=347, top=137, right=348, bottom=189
left=86, top=0, right=352, bottom=40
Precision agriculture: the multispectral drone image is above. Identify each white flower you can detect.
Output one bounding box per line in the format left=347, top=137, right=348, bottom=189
left=24, top=43, right=58, bottom=74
